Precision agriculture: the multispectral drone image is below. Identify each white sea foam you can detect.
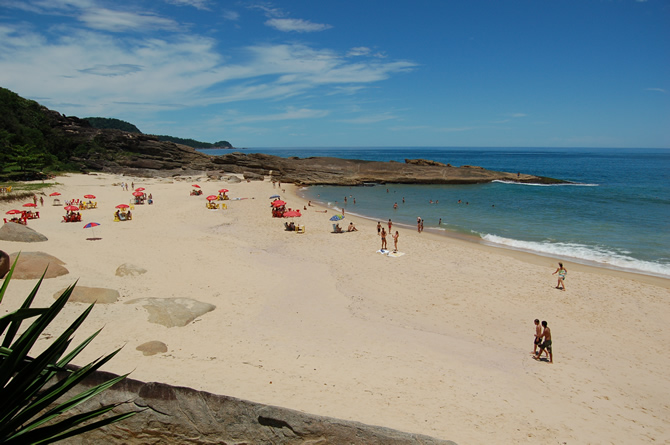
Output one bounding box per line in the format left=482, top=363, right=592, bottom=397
left=481, top=234, right=670, bottom=278
left=492, top=180, right=599, bottom=187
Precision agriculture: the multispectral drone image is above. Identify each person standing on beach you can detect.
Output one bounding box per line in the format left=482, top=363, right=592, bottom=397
left=420, top=219, right=424, bottom=232
left=553, top=262, right=567, bottom=291
left=534, top=321, right=553, bottom=363
left=417, top=217, right=421, bottom=232
left=381, top=228, right=387, bottom=250
left=388, top=219, right=392, bottom=232
left=392, top=231, right=399, bottom=252
left=533, top=319, right=542, bottom=355
left=377, top=221, right=381, bottom=235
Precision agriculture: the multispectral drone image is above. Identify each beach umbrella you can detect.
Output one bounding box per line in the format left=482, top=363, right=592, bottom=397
left=271, top=200, right=286, bottom=207
left=284, top=210, right=301, bottom=217
left=329, top=214, right=344, bottom=221
left=132, top=191, right=143, bottom=197
left=192, top=184, right=200, bottom=188
left=64, top=205, right=79, bottom=211
left=6, top=209, right=22, bottom=215
left=84, top=222, right=101, bottom=240
left=206, top=195, right=218, bottom=201
left=115, top=204, right=130, bottom=209
left=135, top=187, right=145, bottom=191
left=83, top=194, right=96, bottom=199
left=218, top=189, right=229, bottom=193
left=49, top=192, right=61, bottom=197
left=23, top=203, right=37, bottom=207
left=269, top=195, right=280, bottom=199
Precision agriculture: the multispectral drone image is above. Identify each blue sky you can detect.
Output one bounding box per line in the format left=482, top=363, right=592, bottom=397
left=0, top=0, right=668, bottom=148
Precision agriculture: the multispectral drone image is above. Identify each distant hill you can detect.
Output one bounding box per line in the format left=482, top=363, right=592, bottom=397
left=84, top=117, right=141, bottom=133
left=84, top=117, right=232, bottom=149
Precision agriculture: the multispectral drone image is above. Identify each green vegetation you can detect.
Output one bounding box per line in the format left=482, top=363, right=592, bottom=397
left=83, top=117, right=141, bottom=133
left=0, top=88, right=94, bottom=179
left=154, top=135, right=232, bottom=149
left=0, top=255, right=138, bottom=444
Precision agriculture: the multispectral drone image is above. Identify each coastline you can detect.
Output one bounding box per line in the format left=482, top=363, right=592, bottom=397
left=2, top=173, right=668, bottom=444
left=299, top=188, right=670, bottom=288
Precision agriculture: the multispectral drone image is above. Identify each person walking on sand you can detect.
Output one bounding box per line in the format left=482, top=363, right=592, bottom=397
left=553, top=262, right=567, bottom=290
left=381, top=228, right=387, bottom=250
left=534, top=321, right=553, bottom=363
left=532, top=319, right=542, bottom=355
left=392, top=230, right=399, bottom=252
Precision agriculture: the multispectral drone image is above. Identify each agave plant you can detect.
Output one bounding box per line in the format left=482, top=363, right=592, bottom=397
left=0, top=255, right=137, bottom=444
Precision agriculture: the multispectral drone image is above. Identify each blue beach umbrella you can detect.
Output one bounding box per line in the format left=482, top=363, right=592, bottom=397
left=329, top=214, right=344, bottom=221
left=269, top=194, right=280, bottom=199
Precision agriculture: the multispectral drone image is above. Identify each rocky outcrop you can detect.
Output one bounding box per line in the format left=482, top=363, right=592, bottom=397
left=125, top=297, right=216, bottom=327
left=58, top=370, right=457, bottom=445
left=0, top=223, right=48, bottom=242
left=0, top=250, right=9, bottom=278
left=115, top=263, right=147, bottom=277
left=55, top=286, right=120, bottom=304
left=135, top=341, right=168, bottom=356
left=42, top=110, right=564, bottom=186
left=8, top=252, right=69, bottom=279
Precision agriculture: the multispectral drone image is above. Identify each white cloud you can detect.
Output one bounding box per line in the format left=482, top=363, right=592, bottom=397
left=645, top=87, right=666, bottom=93
left=347, top=47, right=370, bottom=57
left=338, top=112, right=397, bottom=124
left=213, top=107, right=329, bottom=125
left=265, top=18, right=332, bottom=33
left=164, top=0, right=210, bottom=10
left=79, top=8, right=180, bottom=32
left=222, top=10, right=240, bottom=21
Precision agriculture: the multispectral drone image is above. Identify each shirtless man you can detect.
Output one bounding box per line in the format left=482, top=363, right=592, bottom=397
left=534, top=321, right=553, bottom=363
left=380, top=228, right=387, bottom=250
left=532, top=319, right=542, bottom=355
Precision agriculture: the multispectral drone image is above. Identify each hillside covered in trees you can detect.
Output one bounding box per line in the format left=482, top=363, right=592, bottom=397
left=84, top=117, right=232, bottom=149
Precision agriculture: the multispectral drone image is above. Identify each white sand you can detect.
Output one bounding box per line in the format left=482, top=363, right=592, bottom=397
left=2, top=173, right=669, bottom=444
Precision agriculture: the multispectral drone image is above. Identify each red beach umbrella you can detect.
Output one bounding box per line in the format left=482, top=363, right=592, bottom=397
left=6, top=209, right=22, bottom=215
left=271, top=200, right=286, bottom=207
left=218, top=189, right=229, bottom=193
left=206, top=195, right=218, bottom=201
left=49, top=192, right=61, bottom=197
left=83, top=194, right=96, bottom=199
left=284, top=210, right=301, bottom=217
left=115, top=204, right=130, bottom=209
left=64, top=205, right=79, bottom=211
left=132, top=191, right=144, bottom=197
left=23, top=203, right=37, bottom=207
left=135, top=187, right=145, bottom=191
left=192, top=184, right=200, bottom=188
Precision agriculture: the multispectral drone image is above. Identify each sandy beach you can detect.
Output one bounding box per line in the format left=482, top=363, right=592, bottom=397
left=2, top=173, right=669, bottom=444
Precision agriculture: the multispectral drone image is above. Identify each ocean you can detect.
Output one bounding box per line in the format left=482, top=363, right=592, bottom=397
left=202, top=147, right=670, bottom=278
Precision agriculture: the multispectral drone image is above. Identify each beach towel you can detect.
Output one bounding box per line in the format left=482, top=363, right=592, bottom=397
left=376, top=249, right=405, bottom=257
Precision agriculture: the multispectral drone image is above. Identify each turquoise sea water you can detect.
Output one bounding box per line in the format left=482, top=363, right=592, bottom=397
left=203, top=147, right=670, bottom=278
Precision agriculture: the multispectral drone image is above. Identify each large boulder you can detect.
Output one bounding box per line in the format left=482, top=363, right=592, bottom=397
left=0, top=223, right=48, bottom=242
left=136, top=341, right=168, bottom=356
left=0, top=250, right=9, bottom=278
left=115, top=263, right=147, bottom=277
left=54, top=286, right=120, bottom=304
left=8, top=252, right=68, bottom=279
left=125, top=298, right=215, bottom=327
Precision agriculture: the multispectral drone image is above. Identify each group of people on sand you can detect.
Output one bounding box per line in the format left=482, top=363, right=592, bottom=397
left=533, top=319, right=553, bottom=363
left=377, top=221, right=400, bottom=252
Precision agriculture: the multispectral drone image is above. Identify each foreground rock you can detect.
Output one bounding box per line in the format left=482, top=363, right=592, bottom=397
left=115, top=263, right=147, bottom=277
left=136, top=341, right=168, bottom=356
left=8, top=252, right=68, bottom=279
left=59, top=370, right=457, bottom=445
left=125, top=297, right=215, bottom=327
left=55, top=286, right=120, bottom=304
left=0, top=223, right=48, bottom=242
left=0, top=250, right=9, bottom=278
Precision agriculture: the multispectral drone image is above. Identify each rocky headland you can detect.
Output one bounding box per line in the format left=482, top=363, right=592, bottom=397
left=45, top=110, right=563, bottom=185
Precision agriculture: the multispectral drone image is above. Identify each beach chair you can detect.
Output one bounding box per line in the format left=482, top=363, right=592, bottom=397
left=220, top=203, right=227, bottom=209
left=332, top=223, right=343, bottom=233
left=296, top=225, right=305, bottom=234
